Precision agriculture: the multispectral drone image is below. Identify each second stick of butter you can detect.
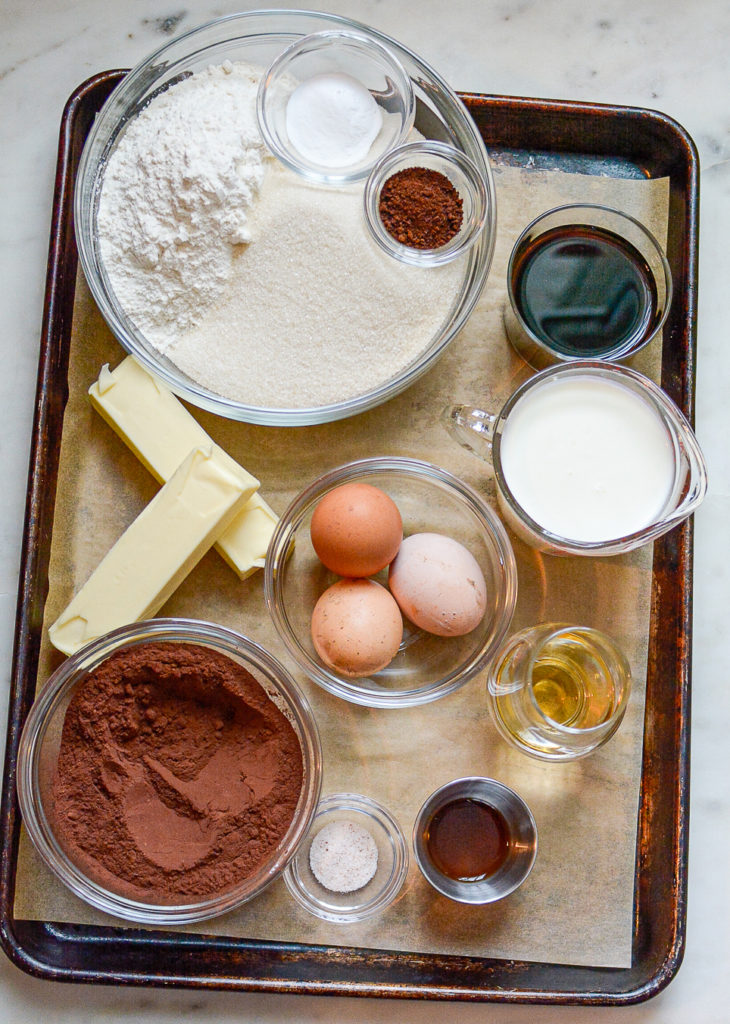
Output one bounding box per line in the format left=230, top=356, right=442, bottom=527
left=49, top=445, right=258, bottom=656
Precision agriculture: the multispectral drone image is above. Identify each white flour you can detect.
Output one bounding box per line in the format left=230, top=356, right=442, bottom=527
left=97, top=61, right=464, bottom=409
left=98, top=61, right=268, bottom=341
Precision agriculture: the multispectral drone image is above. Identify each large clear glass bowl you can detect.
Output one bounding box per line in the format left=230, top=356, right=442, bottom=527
left=74, top=10, right=497, bottom=426
left=16, top=619, right=323, bottom=925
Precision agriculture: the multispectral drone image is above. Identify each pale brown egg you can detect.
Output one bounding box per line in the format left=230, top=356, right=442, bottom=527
left=310, top=482, right=402, bottom=577
left=311, top=578, right=403, bottom=678
left=389, top=533, right=487, bottom=637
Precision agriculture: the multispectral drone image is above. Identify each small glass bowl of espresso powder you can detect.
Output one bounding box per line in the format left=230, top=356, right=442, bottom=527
left=16, top=619, right=322, bottom=924
left=413, top=777, right=537, bottom=904
left=364, top=140, right=489, bottom=267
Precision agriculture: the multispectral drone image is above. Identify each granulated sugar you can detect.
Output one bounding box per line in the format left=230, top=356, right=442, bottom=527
left=164, top=161, right=464, bottom=408
left=309, top=819, right=379, bottom=893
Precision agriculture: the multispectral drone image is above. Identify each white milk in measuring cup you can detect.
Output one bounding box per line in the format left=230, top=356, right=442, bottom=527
left=444, top=362, right=707, bottom=556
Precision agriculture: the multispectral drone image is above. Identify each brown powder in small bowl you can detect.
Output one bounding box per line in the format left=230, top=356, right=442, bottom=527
left=378, top=166, right=464, bottom=249
left=50, top=641, right=304, bottom=905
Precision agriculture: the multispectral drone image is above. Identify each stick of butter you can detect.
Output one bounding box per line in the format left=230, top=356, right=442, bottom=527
left=49, top=445, right=258, bottom=656
left=88, top=357, right=279, bottom=579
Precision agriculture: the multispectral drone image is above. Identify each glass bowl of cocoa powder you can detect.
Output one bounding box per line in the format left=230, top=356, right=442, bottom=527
left=16, top=618, right=322, bottom=925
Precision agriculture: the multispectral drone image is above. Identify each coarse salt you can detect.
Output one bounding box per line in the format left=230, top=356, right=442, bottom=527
left=309, top=819, right=378, bottom=893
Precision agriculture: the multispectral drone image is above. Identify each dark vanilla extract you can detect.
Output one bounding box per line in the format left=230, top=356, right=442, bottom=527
left=424, top=797, right=510, bottom=882
left=512, top=224, right=658, bottom=357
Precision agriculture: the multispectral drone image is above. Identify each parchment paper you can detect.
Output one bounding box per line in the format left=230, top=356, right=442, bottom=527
left=15, top=163, right=669, bottom=969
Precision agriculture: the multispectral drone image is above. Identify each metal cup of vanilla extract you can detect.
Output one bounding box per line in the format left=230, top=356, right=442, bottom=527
left=486, top=623, right=632, bottom=762
left=503, top=204, right=672, bottom=370
left=413, top=777, right=537, bottom=904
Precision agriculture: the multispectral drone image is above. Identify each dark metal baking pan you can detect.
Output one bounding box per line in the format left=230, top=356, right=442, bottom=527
left=0, top=71, right=698, bottom=1003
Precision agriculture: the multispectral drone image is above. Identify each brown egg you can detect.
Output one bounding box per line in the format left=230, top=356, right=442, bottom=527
left=311, top=578, right=403, bottom=678
left=310, top=482, right=402, bottom=577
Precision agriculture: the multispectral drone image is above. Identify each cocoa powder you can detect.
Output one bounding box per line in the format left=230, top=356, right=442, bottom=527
left=51, top=642, right=303, bottom=904
left=378, top=166, right=463, bottom=249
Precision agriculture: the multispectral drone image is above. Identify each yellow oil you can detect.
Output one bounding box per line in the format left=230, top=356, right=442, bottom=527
left=489, top=626, right=629, bottom=759
left=531, top=660, right=584, bottom=725
left=530, top=634, right=617, bottom=729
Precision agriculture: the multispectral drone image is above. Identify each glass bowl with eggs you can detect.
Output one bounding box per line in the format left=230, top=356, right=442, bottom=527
left=74, top=10, right=497, bottom=426
left=263, top=457, right=518, bottom=708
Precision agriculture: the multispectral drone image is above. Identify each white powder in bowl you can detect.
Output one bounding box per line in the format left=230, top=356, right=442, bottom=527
left=98, top=61, right=268, bottom=339
left=97, top=60, right=465, bottom=410
left=309, top=819, right=379, bottom=893
left=164, top=160, right=464, bottom=408
left=286, top=72, right=383, bottom=167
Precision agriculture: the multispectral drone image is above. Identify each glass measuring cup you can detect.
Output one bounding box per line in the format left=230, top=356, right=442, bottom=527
left=486, top=623, right=632, bottom=761
left=443, top=361, right=707, bottom=556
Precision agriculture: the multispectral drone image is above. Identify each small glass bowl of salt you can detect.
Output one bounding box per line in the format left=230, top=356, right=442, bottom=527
left=283, top=792, right=409, bottom=922
left=257, top=29, right=415, bottom=185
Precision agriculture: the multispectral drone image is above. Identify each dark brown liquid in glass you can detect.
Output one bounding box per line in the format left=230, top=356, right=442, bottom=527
left=425, top=797, right=510, bottom=882
left=512, top=224, right=658, bottom=357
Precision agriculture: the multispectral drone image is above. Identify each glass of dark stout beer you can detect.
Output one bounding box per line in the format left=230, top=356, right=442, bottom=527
left=503, top=204, right=672, bottom=369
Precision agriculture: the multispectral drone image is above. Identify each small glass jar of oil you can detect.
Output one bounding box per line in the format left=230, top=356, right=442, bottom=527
left=486, top=624, right=632, bottom=761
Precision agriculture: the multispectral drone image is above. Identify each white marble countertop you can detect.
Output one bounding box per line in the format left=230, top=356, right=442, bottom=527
left=1, top=1, right=728, bottom=1021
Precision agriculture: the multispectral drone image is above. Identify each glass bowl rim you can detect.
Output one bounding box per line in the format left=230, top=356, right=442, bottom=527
left=505, top=201, right=674, bottom=365
left=256, top=26, right=416, bottom=186
left=493, top=622, right=632, bottom=737
left=282, top=790, right=409, bottom=922
left=363, top=139, right=489, bottom=267
left=73, top=8, right=497, bottom=426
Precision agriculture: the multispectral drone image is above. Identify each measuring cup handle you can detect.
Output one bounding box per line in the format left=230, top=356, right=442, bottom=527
left=442, top=404, right=497, bottom=463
